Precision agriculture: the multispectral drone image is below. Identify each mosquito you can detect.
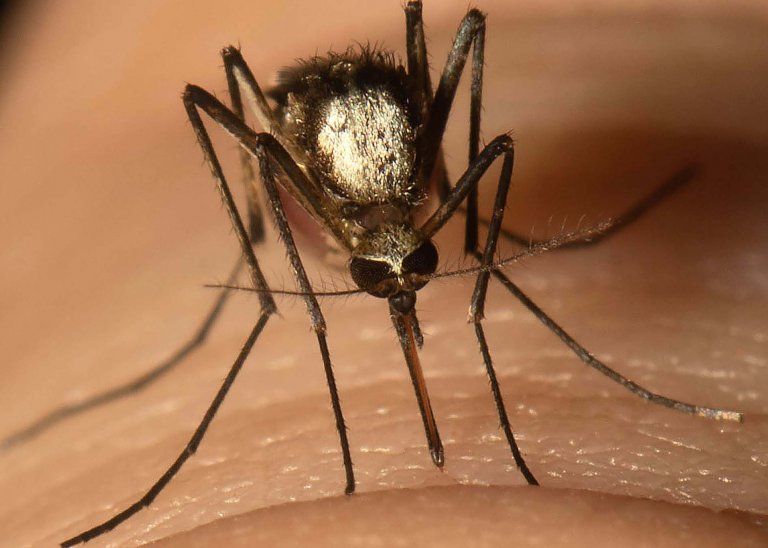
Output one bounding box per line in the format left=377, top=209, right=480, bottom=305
left=0, top=1, right=742, bottom=545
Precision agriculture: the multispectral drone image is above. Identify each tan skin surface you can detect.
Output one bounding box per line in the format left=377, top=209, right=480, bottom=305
left=0, top=1, right=766, bottom=546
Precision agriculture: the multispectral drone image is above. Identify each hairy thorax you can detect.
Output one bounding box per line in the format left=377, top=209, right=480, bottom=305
left=272, top=51, right=419, bottom=209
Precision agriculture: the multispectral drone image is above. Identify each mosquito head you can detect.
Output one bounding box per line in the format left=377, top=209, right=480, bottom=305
left=348, top=223, right=438, bottom=311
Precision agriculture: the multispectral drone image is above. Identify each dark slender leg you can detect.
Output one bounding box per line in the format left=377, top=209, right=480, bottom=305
left=405, top=0, right=447, bottom=201
left=218, top=47, right=352, bottom=246
left=420, top=8, right=486, bottom=205
left=467, top=145, right=539, bottom=484
left=7, top=44, right=302, bottom=452
left=420, top=133, right=540, bottom=478
left=441, top=56, right=730, bottom=422
left=484, top=165, right=699, bottom=250
left=8, top=45, right=294, bottom=452
left=1, top=257, right=243, bottom=453
left=251, top=134, right=356, bottom=494
left=408, top=5, right=695, bottom=254
left=60, top=313, right=271, bottom=547
left=184, top=88, right=276, bottom=315
left=464, top=13, right=485, bottom=253
left=62, top=80, right=281, bottom=545
left=421, top=134, right=513, bottom=238
left=489, top=269, right=742, bottom=422
left=405, top=0, right=432, bottom=126
left=471, top=320, right=539, bottom=483
left=185, top=84, right=355, bottom=493
left=223, top=48, right=266, bottom=243
left=61, top=78, right=357, bottom=545
left=451, top=150, right=739, bottom=422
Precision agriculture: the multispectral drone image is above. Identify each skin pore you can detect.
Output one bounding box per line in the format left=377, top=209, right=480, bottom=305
left=0, top=1, right=766, bottom=546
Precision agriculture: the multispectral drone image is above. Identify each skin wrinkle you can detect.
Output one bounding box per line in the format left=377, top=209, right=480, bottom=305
left=0, top=0, right=766, bottom=547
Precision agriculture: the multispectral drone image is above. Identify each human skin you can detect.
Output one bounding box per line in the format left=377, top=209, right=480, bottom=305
left=0, top=0, right=766, bottom=546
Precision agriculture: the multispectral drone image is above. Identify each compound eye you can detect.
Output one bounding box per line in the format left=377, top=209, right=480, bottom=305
left=349, top=257, right=392, bottom=291
left=402, top=241, right=439, bottom=276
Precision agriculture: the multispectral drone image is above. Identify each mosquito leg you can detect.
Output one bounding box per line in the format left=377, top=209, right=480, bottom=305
left=60, top=313, right=271, bottom=547
left=185, top=84, right=356, bottom=494
left=11, top=44, right=294, bottom=452
left=489, top=269, right=742, bottom=422
left=467, top=145, right=539, bottom=484
left=404, top=0, right=432, bottom=126
left=464, top=11, right=484, bottom=252
left=421, top=134, right=513, bottom=238
left=17, top=43, right=299, bottom=452
left=415, top=4, right=696, bottom=253
left=420, top=133, right=540, bottom=478
left=248, top=135, right=356, bottom=495
left=488, top=165, right=699, bottom=250
left=446, top=148, right=739, bottom=427
left=11, top=44, right=296, bottom=453
left=419, top=8, right=485, bottom=210
left=222, top=46, right=285, bottom=244
left=387, top=1, right=442, bottom=452
left=61, top=79, right=282, bottom=545
left=0, top=257, right=244, bottom=452
left=224, top=54, right=264, bottom=242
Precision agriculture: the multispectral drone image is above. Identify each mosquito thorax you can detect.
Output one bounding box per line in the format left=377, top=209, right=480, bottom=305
left=270, top=49, right=420, bottom=208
